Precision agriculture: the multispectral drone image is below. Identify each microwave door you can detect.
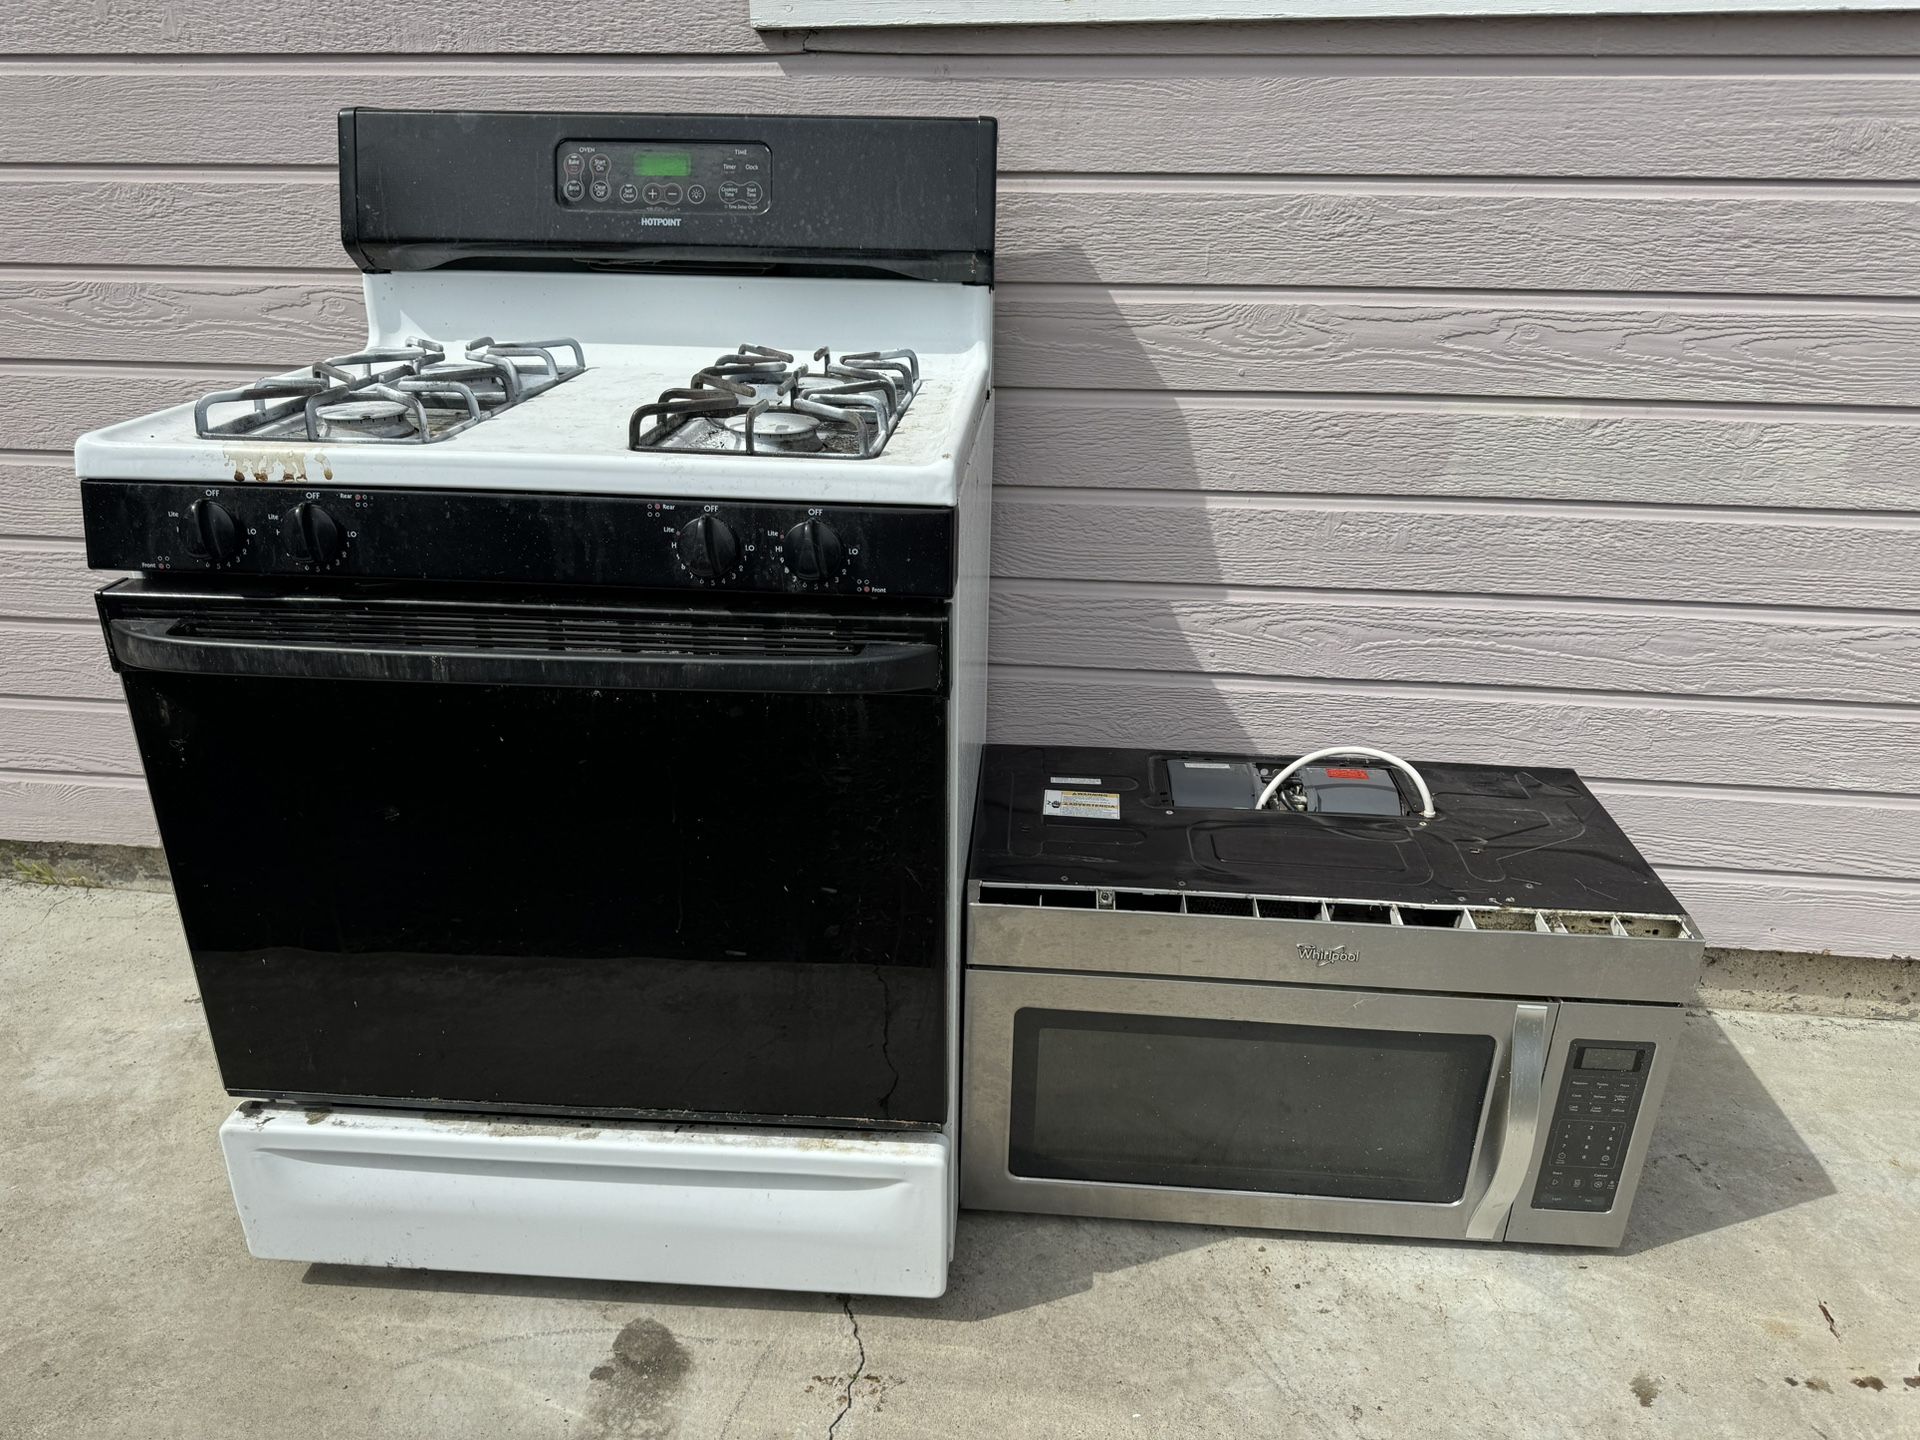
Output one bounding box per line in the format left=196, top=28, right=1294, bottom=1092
left=962, top=971, right=1559, bottom=1243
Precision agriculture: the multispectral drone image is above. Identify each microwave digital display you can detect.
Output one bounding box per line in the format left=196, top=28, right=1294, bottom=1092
left=1577, top=1045, right=1641, bottom=1072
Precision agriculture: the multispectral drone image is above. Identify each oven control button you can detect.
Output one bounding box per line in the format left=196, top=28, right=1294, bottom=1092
left=676, top=514, right=740, bottom=581
left=185, top=498, right=244, bottom=565
left=781, top=519, right=845, bottom=582
left=284, top=502, right=345, bottom=568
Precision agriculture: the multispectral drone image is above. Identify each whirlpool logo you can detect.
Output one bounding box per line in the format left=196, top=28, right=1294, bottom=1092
left=1297, top=942, right=1359, bottom=967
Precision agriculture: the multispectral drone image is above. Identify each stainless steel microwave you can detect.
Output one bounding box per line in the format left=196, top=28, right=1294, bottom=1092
left=960, top=746, right=1704, bottom=1248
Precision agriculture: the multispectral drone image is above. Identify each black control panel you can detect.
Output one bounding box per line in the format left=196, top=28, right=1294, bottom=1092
left=339, top=111, right=995, bottom=283
left=558, top=140, right=771, bottom=213
left=80, top=481, right=957, bottom=599
left=1530, top=1041, right=1656, bottom=1212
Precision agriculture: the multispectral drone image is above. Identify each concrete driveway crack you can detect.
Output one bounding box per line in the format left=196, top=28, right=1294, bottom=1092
left=826, top=1295, right=867, bottom=1439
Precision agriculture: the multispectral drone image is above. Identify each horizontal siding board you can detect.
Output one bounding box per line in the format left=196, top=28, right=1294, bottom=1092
left=1590, top=785, right=1920, bottom=883
left=4, top=542, right=99, bottom=619
left=22, top=493, right=1920, bottom=618
left=0, top=698, right=138, bottom=775
left=0, top=364, right=255, bottom=452
left=0, top=621, right=111, bottom=700
left=982, top=667, right=1920, bottom=794
left=998, top=182, right=1920, bottom=298
left=8, top=63, right=1920, bottom=179
left=0, top=457, right=76, bottom=535
left=0, top=276, right=363, bottom=369
left=988, top=580, right=1920, bottom=704
left=20, top=368, right=1920, bottom=514
left=24, top=657, right=1920, bottom=792
left=9, top=669, right=1917, bottom=885
left=0, top=1, right=775, bottom=54
left=991, top=493, right=1920, bottom=610
left=1660, top=870, right=1920, bottom=958
left=994, top=391, right=1920, bottom=511
left=14, top=276, right=1920, bottom=408
left=999, top=287, right=1920, bottom=407
left=0, top=774, right=155, bottom=847
left=14, top=175, right=1920, bottom=299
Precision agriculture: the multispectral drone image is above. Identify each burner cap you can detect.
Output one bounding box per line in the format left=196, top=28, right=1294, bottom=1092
left=722, top=410, right=824, bottom=451
left=313, top=398, right=418, bottom=439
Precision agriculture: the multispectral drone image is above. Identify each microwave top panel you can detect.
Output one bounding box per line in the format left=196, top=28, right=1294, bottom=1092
left=971, top=744, right=1690, bottom=923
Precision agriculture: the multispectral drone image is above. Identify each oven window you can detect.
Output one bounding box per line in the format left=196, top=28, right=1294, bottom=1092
left=1007, top=1010, right=1496, bottom=1203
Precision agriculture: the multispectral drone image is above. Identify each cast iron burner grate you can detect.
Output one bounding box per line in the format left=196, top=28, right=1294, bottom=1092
left=193, top=336, right=586, bottom=444
left=628, top=344, right=920, bottom=459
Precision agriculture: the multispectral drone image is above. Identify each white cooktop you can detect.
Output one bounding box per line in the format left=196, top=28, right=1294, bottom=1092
left=74, top=272, right=994, bottom=508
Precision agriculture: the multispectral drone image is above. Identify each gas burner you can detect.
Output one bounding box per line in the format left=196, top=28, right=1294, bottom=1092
left=628, top=344, right=921, bottom=459
left=193, top=337, right=586, bottom=444
left=721, top=410, right=823, bottom=451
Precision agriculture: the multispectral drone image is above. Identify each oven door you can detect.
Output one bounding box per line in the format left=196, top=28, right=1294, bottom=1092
left=102, top=585, right=950, bottom=1128
left=962, top=969, right=1554, bottom=1240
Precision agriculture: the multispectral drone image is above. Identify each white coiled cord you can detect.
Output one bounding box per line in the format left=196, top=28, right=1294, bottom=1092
left=1255, top=745, right=1437, bottom=818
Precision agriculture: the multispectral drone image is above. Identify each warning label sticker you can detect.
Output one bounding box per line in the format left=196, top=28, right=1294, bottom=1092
left=1043, top=788, right=1121, bottom=821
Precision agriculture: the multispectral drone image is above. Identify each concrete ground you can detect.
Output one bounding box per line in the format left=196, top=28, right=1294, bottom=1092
left=2, top=876, right=1916, bottom=1440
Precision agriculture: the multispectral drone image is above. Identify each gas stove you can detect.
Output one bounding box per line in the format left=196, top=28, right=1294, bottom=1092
left=79, top=264, right=987, bottom=510
left=75, top=109, right=998, bottom=1299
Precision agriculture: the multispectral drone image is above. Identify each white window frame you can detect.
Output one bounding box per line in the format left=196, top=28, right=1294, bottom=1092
left=752, top=1, right=1912, bottom=28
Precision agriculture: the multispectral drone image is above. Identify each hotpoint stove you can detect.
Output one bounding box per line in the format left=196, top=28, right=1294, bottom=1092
left=74, top=109, right=998, bottom=1298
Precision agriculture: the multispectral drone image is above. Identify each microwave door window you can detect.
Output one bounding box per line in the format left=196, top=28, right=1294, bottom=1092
left=1007, top=1011, right=1496, bottom=1204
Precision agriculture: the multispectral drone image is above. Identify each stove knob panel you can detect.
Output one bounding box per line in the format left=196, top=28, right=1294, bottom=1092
left=781, top=519, right=846, bottom=583
left=676, top=514, right=740, bottom=581
left=284, top=502, right=346, bottom=569
left=185, top=498, right=245, bottom=565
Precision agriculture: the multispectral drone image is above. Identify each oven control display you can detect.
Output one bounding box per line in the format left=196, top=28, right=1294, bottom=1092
left=1530, top=1040, right=1655, bottom=1213
left=557, top=141, right=771, bottom=214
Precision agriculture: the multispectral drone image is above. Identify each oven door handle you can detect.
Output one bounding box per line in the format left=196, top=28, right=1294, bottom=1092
left=1464, top=1001, right=1552, bottom=1241
left=108, top=618, right=942, bottom=695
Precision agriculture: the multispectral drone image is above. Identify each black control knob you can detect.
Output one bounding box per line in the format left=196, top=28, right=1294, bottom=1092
left=185, top=498, right=244, bottom=564
left=782, top=519, right=845, bottom=581
left=283, top=502, right=346, bottom=568
left=676, top=514, right=739, bottom=580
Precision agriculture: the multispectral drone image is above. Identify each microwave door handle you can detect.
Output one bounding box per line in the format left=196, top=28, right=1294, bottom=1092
left=107, top=618, right=941, bottom=696
left=1464, top=1001, right=1552, bottom=1241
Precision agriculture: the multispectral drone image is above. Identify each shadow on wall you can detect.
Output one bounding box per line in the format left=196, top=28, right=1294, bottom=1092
left=988, top=239, right=1259, bottom=762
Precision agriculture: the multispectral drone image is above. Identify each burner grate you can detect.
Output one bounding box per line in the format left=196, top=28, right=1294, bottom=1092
left=194, top=337, right=585, bottom=445
left=629, top=344, right=921, bottom=460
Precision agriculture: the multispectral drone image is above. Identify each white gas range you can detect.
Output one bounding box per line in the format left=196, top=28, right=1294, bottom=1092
left=74, top=110, right=997, bottom=1299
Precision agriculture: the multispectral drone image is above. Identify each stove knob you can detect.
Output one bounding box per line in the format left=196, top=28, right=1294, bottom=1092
left=284, top=502, right=345, bottom=568
left=186, top=498, right=244, bottom=564
left=676, top=514, right=739, bottom=580
left=782, top=519, right=845, bottom=581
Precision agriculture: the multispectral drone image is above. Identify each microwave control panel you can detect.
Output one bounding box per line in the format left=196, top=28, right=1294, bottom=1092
left=1530, top=1040, right=1655, bottom=1212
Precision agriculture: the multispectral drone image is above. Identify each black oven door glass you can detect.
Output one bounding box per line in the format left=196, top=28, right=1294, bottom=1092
left=1008, top=1010, right=1495, bottom=1203
left=110, top=593, right=949, bottom=1128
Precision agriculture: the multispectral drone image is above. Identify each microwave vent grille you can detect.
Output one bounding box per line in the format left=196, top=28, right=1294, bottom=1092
left=973, top=884, right=1693, bottom=940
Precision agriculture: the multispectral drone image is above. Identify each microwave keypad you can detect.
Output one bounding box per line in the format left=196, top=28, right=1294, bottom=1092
left=1531, top=1041, right=1655, bottom=1212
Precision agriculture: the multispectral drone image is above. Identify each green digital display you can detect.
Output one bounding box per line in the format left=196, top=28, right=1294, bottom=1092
left=633, top=152, right=693, bottom=178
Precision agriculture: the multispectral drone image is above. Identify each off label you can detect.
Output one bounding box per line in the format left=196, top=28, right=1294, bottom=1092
left=1044, top=788, right=1120, bottom=821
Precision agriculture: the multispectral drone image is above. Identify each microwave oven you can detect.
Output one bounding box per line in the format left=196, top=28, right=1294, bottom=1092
left=960, top=745, right=1703, bottom=1248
